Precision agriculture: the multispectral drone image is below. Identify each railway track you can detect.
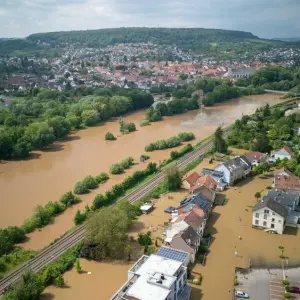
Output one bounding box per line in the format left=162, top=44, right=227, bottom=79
left=0, top=136, right=217, bottom=295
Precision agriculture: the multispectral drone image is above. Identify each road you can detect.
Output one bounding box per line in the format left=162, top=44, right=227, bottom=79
left=0, top=136, right=215, bottom=295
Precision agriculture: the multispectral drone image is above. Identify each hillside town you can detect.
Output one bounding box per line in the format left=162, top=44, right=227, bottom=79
left=0, top=43, right=299, bottom=92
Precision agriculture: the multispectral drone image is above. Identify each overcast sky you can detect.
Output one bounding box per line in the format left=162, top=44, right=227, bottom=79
left=1, top=0, right=299, bottom=39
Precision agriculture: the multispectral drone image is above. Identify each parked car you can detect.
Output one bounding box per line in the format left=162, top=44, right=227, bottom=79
left=290, top=286, right=300, bottom=294
left=235, top=290, right=249, bottom=299
left=164, top=206, right=176, bottom=214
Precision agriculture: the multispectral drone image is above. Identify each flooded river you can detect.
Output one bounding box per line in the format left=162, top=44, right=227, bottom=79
left=0, top=94, right=282, bottom=249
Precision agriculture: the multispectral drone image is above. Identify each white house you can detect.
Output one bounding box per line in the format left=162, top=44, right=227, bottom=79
left=270, top=146, right=294, bottom=162
left=252, top=198, right=288, bottom=234
left=215, top=155, right=251, bottom=185
left=110, top=254, right=190, bottom=300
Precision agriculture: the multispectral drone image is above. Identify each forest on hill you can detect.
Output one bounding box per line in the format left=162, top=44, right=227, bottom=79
left=1, top=27, right=299, bottom=58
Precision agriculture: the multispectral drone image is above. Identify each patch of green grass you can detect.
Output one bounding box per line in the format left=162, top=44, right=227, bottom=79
left=223, top=198, right=229, bottom=205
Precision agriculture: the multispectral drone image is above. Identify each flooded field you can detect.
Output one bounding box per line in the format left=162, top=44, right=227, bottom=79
left=0, top=94, right=282, bottom=232
left=43, top=154, right=300, bottom=300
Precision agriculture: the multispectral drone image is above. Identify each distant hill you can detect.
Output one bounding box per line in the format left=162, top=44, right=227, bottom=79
left=272, top=37, right=300, bottom=42
left=1, top=27, right=300, bottom=58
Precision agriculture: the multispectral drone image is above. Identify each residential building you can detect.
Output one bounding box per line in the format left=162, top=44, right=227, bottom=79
left=189, top=175, right=217, bottom=192
left=110, top=253, right=190, bottom=300
left=252, top=198, right=288, bottom=234
left=182, top=172, right=200, bottom=190
left=270, top=146, right=294, bottom=161
left=190, top=186, right=216, bottom=204
left=245, top=151, right=269, bottom=166
left=163, top=221, right=190, bottom=244
left=168, top=226, right=201, bottom=263
left=171, top=207, right=205, bottom=237
left=265, top=189, right=300, bottom=213
left=227, top=67, right=256, bottom=78
left=157, top=246, right=190, bottom=267
left=273, top=168, right=300, bottom=192
left=214, top=155, right=251, bottom=185
left=178, top=193, right=213, bottom=219
left=201, top=168, right=227, bottom=191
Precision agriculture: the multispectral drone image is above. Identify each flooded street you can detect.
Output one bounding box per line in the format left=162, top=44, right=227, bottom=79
left=0, top=94, right=282, bottom=231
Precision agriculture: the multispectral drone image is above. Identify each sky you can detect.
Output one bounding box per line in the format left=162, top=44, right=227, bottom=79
left=0, top=0, right=300, bottom=39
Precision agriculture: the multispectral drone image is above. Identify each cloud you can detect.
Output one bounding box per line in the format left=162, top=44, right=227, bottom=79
left=0, top=0, right=299, bottom=38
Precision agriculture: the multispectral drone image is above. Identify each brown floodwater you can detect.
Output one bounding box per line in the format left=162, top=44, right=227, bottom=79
left=0, top=94, right=282, bottom=250
left=42, top=155, right=300, bottom=300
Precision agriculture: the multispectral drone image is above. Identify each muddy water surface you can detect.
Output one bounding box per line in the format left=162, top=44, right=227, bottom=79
left=0, top=94, right=282, bottom=230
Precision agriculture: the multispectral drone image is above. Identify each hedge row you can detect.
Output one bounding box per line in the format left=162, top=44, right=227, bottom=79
left=74, top=162, right=157, bottom=225
left=145, top=132, right=195, bottom=152
left=110, top=157, right=134, bottom=175
left=0, top=192, right=81, bottom=257
left=74, top=173, right=109, bottom=195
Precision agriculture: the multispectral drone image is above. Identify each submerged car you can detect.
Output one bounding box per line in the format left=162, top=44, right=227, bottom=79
left=235, top=290, right=249, bottom=299
left=164, top=206, right=176, bottom=214
left=290, top=286, right=300, bottom=294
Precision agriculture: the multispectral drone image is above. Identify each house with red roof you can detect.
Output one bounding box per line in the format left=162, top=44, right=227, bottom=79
left=182, top=172, right=200, bottom=190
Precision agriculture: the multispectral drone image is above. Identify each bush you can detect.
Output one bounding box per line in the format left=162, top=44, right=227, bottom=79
left=95, top=172, right=109, bottom=184
left=120, top=157, right=134, bottom=169
left=120, top=120, right=136, bottom=133
left=105, top=132, right=117, bottom=140
left=74, top=181, right=89, bottom=195
left=110, top=157, right=134, bottom=174
left=140, top=120, right=150, bottom=127
left=140, top=154, right=150, bottom=161
left=282, top=279, right=290, bottom=286
left=82, top=175, right=98, bottom=189
left=110, top=163, right=124, bottom=175
left=59, top=192, right=81, bottom=207
left=178, top=132, right=195, bottom=142
left=138, top=231, right=152, bottom=246
left=284, top=292, right=291, bottom=299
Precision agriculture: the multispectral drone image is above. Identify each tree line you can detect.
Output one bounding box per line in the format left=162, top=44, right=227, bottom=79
left=0, top=87, right=153, bottom=159
left=236, top=66, right=300, bottom=94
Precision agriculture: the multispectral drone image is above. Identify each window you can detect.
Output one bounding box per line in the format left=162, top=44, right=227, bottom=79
left=263, top=221, right=267, bottom=226
left=255, top=220, right=259, bottom=225
left=278, top=220, right=282, bottom=223
left=255, top=213, right=259, bottom=218
left=272, top=212, right=275, bottom=216
left=264, top=215, right=268, bottom=220
left=271, top=218, right=275, bottom=222
left=271, top=224, right=275, bottom=229
left=264, top=209, right=269, bottom=214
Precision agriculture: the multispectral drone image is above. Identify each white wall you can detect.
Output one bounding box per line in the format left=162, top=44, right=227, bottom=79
left=215, top=165, right=231, bottom=184
left=252, top=208, right=285, bottom=234
left=274, top=153, right=291, bottom=161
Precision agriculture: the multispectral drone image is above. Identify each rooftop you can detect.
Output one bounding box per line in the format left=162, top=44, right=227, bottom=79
left=157, top=246, right=189, bottom=263
left=274, top=169, right=300, bottom=191
left=252, top=197, right=288, bottom=218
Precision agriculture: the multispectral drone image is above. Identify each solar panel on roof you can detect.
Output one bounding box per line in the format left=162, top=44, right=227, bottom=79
left=157, top=246, right=189, bottom=262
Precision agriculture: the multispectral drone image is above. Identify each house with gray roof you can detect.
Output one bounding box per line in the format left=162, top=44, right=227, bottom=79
left=252, top=198, right=288, bottom=234
left=214, top=155, right=251, bottom=185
